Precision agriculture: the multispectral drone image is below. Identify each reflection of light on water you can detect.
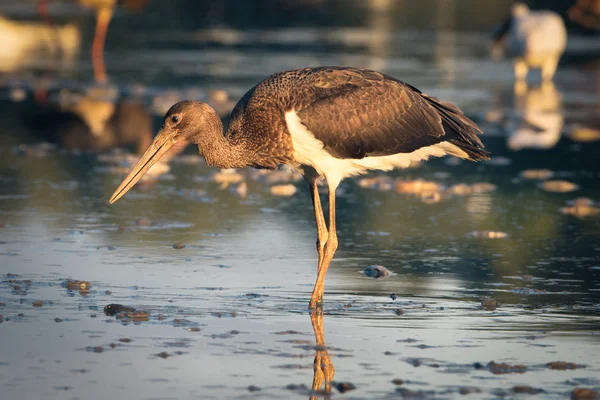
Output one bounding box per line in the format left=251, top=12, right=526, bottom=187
left=508, top=82, right=564, bottom=151
left=466, top=193, right=492, bottom=224
left=434, top=0, right=457, bottom=84
left=365, top=0, right=394, bottom=70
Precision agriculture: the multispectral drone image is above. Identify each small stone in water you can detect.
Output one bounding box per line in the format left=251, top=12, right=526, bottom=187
left=394, top=309, right=404, bottom=316
left=487, top=361, right=527, bottom=374
left=172, top=243, right=185, bottom=249
left=459, top=387, right=481, bottom=395
left=392, top=379, right=404, bottom=386
left=334, top=382, right=356, bottom=393
left=390, top=293, right=397, bottom=300
left=32, top=301, right=44, bottom=307
left=571, top=388, right=599, bottom=399
left=118, top=338, right=132, bottom=343
left=363, top=265, right=391, bottom=278
left=539, top=180, right=579, bottom=193
left=513, top=386, right=543, bottom=394
left=247, top=385, right=261, bottom=392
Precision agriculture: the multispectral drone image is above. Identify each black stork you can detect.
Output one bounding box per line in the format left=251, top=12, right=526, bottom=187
left=109, top=66, right=490, bottom=309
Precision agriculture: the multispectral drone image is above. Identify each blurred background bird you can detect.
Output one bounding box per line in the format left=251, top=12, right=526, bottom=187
left=36, top=0, right=150, bottom=83
left=492, top=2, right=567, bottom=87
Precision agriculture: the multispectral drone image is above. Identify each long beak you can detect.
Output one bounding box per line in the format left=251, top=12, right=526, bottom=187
left=109, top=130, right=178, bottom=204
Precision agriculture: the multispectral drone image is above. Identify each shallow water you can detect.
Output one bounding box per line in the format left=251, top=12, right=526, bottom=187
left=1, top=3, right=600, bottom=399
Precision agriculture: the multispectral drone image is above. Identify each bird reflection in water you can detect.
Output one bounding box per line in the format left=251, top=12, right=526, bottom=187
left=507, top=82, right=563, bottom=151
left=309, top=310, right=335, bottom=399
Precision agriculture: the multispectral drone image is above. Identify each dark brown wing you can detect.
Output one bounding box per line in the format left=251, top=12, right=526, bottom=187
left=294, top=67, right=489, bottom=160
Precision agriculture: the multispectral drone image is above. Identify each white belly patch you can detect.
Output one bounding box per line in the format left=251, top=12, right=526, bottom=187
left=285, top=110, right=468, bottom=184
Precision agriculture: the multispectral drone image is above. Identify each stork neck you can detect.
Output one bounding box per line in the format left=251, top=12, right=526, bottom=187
left=195, top=120, right=247, bottom=169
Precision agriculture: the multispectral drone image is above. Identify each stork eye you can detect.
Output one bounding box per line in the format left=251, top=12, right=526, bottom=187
left=171, top=115, right=180, bottom=123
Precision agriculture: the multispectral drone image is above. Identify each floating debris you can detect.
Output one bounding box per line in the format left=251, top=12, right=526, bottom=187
left=392, top=379, right=404, bottom=386
left=513, top=386, right=544, bottom=395
left=247, top=385, right=261, bottom=392
left=86, top=346, right=104, bottom=353
left=520, top=169, right=554, bottom=180
left=62, top=280, right=92, bottom=294
left=481, top=299, right=498, bottom=311
left=459, top=387, right=482, bottom=395
left=571, top=388, right=599, bottom=399
left=270, top=184, right=297, bottom=197
left=32, top=301, right=44, bottom=307
left=172, top=243, right=186, bottom=249
left=539, top=180, right=579, bottom=193
left=390, top=293, right=397, bottom=300
left=363, top=265, right=391, bottom=279
left=547, top=361, right=580, bottom=370
left=103, top=304, right=135, bottom=316
left=487, top=361, right=527, bottom=374
left=467, top=231, right=509, bottom=239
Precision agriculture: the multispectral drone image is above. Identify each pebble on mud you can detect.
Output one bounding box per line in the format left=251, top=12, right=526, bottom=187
left=481, top=299, right=498, bottom=311
left=270, top=184, right=297, bottom=197
left=513, top=386, right=543, bottom=394
left=172, top=243, right=186, bottom=249
left=334, top=382, right=356, bottom=393
left=547, top=361, right=579, bottom=370
left=86, top=346, right=104, bottom=353
left=103, top=304, right=135, bottom=316
left=363, top=265, right=391, bottom=279
left=539, top=180, right=579, bottom=193
left=571, top=388, right=599, bottom=399
left=467, top=231, right=509, bottom=239
left=487, top=361, right=527, bottom=374
left=64, top=280, right=92, bottom=293
left=459, top=387, right=481, bottom=395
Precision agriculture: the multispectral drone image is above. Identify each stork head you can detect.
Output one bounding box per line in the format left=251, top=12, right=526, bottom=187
left=108, top=101, right=220, bottom=204
left=511, top=3, right=530, bottom=18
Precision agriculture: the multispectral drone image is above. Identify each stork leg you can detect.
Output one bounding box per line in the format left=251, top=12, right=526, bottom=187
left=310, top=309, right=335, bottom=399
left=306, top=176, right=328, bottom=269
left=541, top=55, right=559, bottom=82
left=309, top=180, right=339, bottom=309
left=514, top=58, right=529, bottom=82
left=92, top=7, right=114, bottom=84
